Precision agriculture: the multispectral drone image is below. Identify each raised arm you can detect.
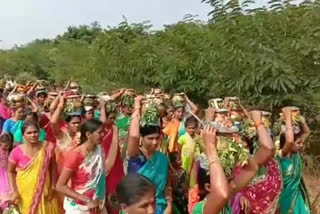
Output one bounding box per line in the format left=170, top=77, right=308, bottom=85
left=110, top=88, right=125, bottom=100
left=250, top=110, right=275, bottom=166
left=281, top=107, right=294, bottom=156
left=26, top=97, right=39, bottom=113
left=49, top=94, right=60, bottom=115
left=229, top=155, right=258, bottom=194
left=50, top=94, right=65, bottom=138
left=202, top=125, right=229, bottom=214
left=184, top=94, right=199, bottom=115
left=99, top=101, right=107, bottom=124
left=239, top=100, right=250, bottom=119
left=127, top=96, right=143, bottom=157
left=301, top=117, right=310, bottom=144
left=105, top=126, right=119, bottom=176
left=26, top=82, right=38, bottom=96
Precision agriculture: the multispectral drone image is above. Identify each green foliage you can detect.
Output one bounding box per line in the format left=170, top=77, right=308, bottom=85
left=216, top=136, right=250, bottom=176
left=0, top=0, right=320, bottom=129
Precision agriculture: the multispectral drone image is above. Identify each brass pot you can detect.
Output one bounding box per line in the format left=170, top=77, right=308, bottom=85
left=208, top=98, right=224, bottom=109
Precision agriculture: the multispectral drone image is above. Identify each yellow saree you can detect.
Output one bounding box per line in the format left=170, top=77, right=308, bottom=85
left=16, top=142, right=59, bottom=214
left=178, top=133, right=202, bottom=188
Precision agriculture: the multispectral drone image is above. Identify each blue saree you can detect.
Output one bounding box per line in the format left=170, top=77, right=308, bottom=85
left=128, top=150, right=169, bottom=214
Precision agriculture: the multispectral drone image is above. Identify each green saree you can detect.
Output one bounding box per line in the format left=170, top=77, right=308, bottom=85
left=279, top=153, right=312, bottom=214
left=192, top=200, right=232, bottom=214
left=115, top=112, right=131, bottom=160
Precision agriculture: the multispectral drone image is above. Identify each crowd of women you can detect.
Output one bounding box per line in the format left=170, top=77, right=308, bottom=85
left=0, top=79, right=314, bottom=214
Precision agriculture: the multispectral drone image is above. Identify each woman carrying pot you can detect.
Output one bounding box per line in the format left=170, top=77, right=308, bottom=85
left=51, top=93, right=82, bottom=173
left=100, top=100, right=124, bottom=214
left=127, top=95, right=171, bottom=214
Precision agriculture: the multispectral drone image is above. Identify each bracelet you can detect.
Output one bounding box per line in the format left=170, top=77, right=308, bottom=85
left=209, top=157, right=220, bottom=166
left=286, top=126, right=293, bottom=130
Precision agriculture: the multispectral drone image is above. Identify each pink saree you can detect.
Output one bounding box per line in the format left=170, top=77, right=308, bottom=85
left=231, top=159, right=282, bottom=214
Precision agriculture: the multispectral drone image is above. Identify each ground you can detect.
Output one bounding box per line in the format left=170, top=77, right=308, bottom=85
left=304, top=173, right=320, bottom=212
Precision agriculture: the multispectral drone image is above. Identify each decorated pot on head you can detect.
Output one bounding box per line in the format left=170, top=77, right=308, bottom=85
left=83, top=95, right=96, bottom=107
left=69, top=81, right=81, bottom=94
left=64, top=94, right=82, bottom=116
left=150, top=88, right=163, bottom=96
left=83, top=94, right=96, bottom=112
left=105, top=101, right=117, bottom=114
left=124, top=89, right=136, bottom=97
left=273, top=106, right=304, bottom=138
left=5, top=79, right=16, bottom=91
left=261, top=111, right=272, bottom=129
left=224, top=97, right=244, bottom=123
left=241, top=119, right=258, bottom=141
left=144, top=94, right=163, bottom=106
left=121, top=92, right=135, bottom=113
left=97, top=92, right=112, bottom=103
left=288, top=106, right=302, bottom=124
left=208, top=98, right=224, bottom=110
left=172, top=93, right=185, bottom=108
left=278, top=106, right=303, bottom=124
left=36, top=80, right=49, bottom=89
left=199, top=125, right=249, bottom=176
left=7, top=93, right=26, bottom=108
left=140, top=99, right=160, bottom=127
left=224, top=97, right=241, bottom=110
left=163, top=93, right=172, bottom=102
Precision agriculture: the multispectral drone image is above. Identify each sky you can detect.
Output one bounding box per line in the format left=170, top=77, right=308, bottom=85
left=0, top=0, right=213, bottom=49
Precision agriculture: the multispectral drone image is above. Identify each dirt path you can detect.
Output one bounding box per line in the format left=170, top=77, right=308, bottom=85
left=304, top=173, right=320, bottom=212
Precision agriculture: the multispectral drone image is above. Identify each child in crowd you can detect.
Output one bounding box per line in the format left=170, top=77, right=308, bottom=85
left=0, top=133, right=13, bottom=210
left=169, top=152, right=188, bottom=214
left=177, top=116, right=203, bottom=190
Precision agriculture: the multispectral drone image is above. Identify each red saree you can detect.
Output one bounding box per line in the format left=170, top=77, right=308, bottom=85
left=101, top=126, right=124, bottom=214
